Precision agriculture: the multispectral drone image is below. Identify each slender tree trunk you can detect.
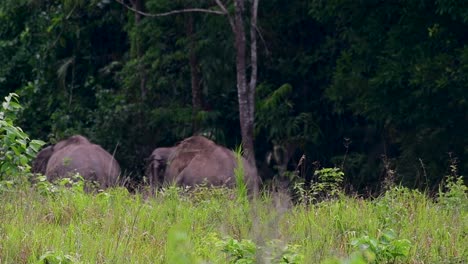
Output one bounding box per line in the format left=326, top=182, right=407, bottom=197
left=133, top=0, right=147, bottom=100
left=233, top=0, right=257, bottom=170
left=186, top=13, right=203, bottom=133
left=249, top=0, right=259, bottom=118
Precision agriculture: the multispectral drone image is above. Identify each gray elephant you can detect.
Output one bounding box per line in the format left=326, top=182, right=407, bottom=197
left=32, top=135, right=121, bottom=189
left=146, top=136, right=261, bottom=192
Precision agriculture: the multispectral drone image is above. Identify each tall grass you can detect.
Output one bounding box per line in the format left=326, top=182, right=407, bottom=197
left=0, top=178, right=466, bottom=263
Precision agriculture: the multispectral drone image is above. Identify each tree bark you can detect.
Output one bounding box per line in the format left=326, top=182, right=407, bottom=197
left=186, top=13, right=203, bottom=133
left=233, top=0, right=257, bottom=169
left=133, top=0, right=147, bottom=101
left=249, top=0, right=259, bottom=116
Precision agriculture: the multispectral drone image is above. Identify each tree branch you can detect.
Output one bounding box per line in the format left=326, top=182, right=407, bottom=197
left=115, top=0, right=226, bottom=17
left=254, top=23, right=269, bottom=56
left=214, top=0, right=235, bottom=31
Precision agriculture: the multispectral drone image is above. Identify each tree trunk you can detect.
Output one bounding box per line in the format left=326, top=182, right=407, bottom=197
left=133, top=0, right=147, bottom=101
left=233, top=0, right=257, bottom=170
left=186, top=13, right=203, bottom=133
left=249, top=0, right=259, bottom=119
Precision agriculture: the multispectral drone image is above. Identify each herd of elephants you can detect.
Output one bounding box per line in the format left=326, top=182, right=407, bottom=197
left=31, top=135, right=261, bottom=192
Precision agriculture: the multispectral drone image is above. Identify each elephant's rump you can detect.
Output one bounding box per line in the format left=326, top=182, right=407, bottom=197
left=46, top=144, right=120, bottom=187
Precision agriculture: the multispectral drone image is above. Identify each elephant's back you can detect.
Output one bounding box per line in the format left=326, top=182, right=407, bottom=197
left=212, top=147, right=261, bottom=191
left=86, top=144, right=121, bottom=183
left=165, top=136, right=217, bottom=181
left=163, top=135, right=260, bottom=191
left=46, top=144, right=120, bottom=187
left=211, top=147, right=261, bottom=191
left=178, top=146, right=237, bottom=186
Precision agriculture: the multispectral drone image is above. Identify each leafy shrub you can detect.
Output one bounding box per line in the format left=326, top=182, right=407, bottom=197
left=0, top=93, right=44, bottom=179
left=35, top=174, right=85, bottom=197
left=294, top=167, right=344, bottom=203
left=312, top=167, right=344, bottom=196
left=217, top=236, right=303, bottom=264
left=350, top=229, right=412, bottom=263
left=219, top=237, right=257, bottom=264
left=36, top=250, right=80, bottom=264
left=292, top=181, right=314, bottom=205
left=264, top=239, right=303, bottom=264
left=374, top=186, right=423, bottom=229
left=438, top=162, right=467, bottom=210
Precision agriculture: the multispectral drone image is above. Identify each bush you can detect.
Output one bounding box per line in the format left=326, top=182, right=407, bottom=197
left=0, top=93, right=45, bottom=180
left=438, top=163, right=467, bottom=210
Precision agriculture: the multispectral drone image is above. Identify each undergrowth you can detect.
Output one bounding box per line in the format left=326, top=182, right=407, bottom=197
left=0, top=175, right=466, bottom=263
left=0, top=94, right=466, bottom=263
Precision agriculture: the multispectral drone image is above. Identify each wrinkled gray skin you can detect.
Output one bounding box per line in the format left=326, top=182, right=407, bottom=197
left=32, top=135, right=121, bottom=189
left=147, top=136, right=260, bottom=192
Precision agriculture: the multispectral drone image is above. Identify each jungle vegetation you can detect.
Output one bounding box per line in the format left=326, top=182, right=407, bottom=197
left=1, top=0, right=467, bottom=193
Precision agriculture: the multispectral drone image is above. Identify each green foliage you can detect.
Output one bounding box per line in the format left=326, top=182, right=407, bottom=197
left=350, top=229, right=412, bottom=263
left=217, top=236, right=304, bottom=264
left=438, top=175, right=467, bottom=210
left=438, top=163, right=467, bottom=210
left=1, top=0, right=467, bottom=193
left=35, top=175, right=60, bottom=196
left=35, top=174, right=86, bottom=197
left=321, top=252, right=369, bottom=264
left=0, top=181, right=466, bottom=263
left=322, top=229, right=412, bottom=264
left=166, top=228, right=200, bottom=264
left=293, top=181, right=315, bottom=205
left=256, top=83, right=319, bottom=145
left=36, top=251, right=80, bottom=264
left=295, top=167, right=345, bottom=203
left=265, top=240, right=304, bottom=264
left=311, top=167, right=344, bottom=197
left=234, top=145, right=248, bottom=202
left=310, top=0, right=468, bottom=185
left=219, top=237, right=257, bottom=264
left=0, top=93, right=45, bottom=179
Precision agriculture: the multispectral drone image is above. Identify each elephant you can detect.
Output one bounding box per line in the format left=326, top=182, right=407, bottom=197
left=32, top=135, right=121, bottom=189
left=146, top=136, right=261, bottom=192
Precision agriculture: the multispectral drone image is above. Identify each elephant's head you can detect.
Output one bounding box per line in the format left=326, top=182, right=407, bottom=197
left=146, top=147, right=174, bottom=186
left=31, top=145, right=55, bottom=174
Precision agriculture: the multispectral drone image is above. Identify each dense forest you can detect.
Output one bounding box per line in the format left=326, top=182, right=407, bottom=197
left=1, top=0, right=467, bottom=193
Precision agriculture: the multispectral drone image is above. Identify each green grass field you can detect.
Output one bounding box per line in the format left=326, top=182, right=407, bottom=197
left=0, top=176, right=466, bottom=264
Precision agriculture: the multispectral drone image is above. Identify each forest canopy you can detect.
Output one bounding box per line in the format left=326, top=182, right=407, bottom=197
left=0, top=0, right=466, bottom=192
